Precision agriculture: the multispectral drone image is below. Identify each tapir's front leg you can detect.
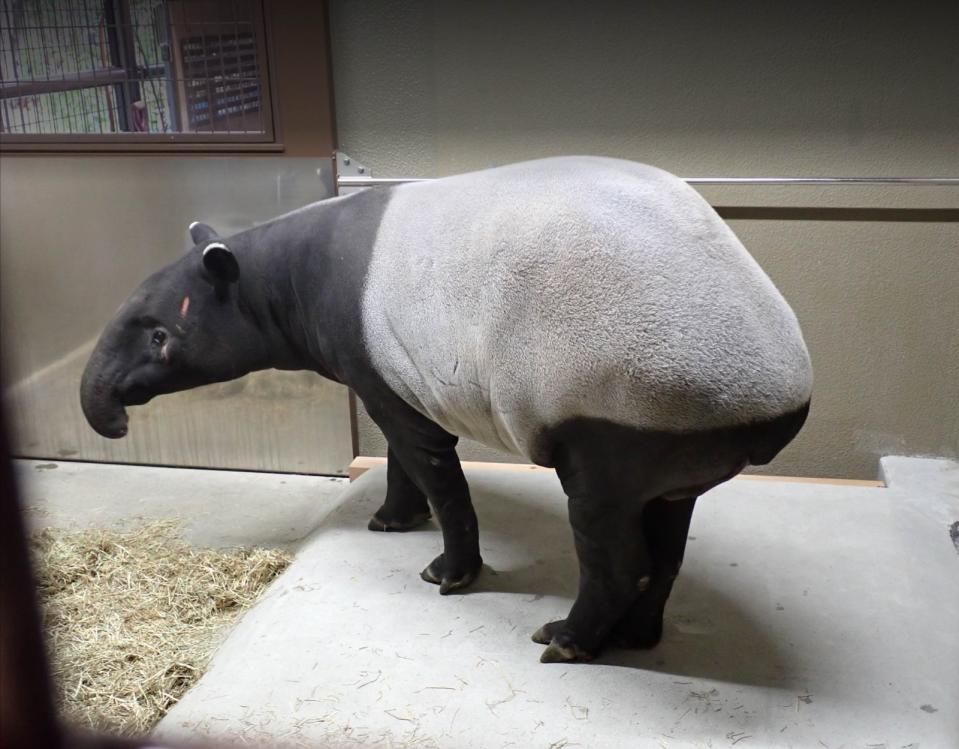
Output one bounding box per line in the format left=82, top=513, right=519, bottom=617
left=368, top=446, right=432, bottom=531
left=411, top=445, right=483, bottom=594
left=364, top=398, right=483, bottom=594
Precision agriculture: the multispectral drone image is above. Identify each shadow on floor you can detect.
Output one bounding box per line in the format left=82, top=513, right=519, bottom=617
left=317, top=468, right=808, bottom=690
left=597, top=574, right=804, bottom=690
left=468, top=473, right=806, bottom=690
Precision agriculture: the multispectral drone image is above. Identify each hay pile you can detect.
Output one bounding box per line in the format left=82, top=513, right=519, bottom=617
left=30, top=521, right=292, bottom=736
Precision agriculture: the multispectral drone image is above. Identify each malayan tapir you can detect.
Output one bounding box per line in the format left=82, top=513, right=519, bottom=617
left=80, top=156, right=812, bottom=663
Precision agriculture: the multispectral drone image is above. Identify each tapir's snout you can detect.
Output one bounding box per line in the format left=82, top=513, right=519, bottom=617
left=79, top=341, right=130, bottom=439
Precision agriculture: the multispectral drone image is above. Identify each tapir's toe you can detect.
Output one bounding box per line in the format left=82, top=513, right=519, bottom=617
left=367, top=510, right=432, bottom=532
left=420, top=553, right=482, bottom=594
left=540, top=640, right=594, bottom=664
left=534, top=620, right=597, bottom=663
left=531, top=619, right=565, bottom=645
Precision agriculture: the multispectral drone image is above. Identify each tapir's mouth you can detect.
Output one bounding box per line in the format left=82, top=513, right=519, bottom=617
left=97, top=383, right=156, bottom=438
left=120, top=384, right=154, bottom=407
left=94, top=386, right=161, bottom=437
left=95, top=409, right=129, bottom=439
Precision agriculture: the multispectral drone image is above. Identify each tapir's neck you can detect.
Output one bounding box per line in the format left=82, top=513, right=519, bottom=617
left=227, top=233, right=326, bottom=376
left=226, top=188, right=392, bottom=382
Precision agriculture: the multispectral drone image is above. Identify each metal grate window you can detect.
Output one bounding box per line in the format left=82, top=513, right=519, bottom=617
left=0, top=0, right=273, bottom=143
left=180, top=28, right=259, bottom=130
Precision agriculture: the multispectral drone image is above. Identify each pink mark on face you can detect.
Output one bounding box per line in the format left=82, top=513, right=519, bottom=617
left=180, top=296, right=191, bottom=318
left=160, top=343, right=170, bottom=362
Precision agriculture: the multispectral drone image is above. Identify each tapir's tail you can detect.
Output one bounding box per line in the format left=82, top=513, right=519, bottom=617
left=747, top=399, right=811, bottom=466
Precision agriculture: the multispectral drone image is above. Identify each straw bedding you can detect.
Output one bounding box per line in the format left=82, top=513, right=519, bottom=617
left=30, top=521, right=292, bottom=736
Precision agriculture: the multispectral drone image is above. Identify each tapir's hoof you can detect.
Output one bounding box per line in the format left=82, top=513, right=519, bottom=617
left=533, top=620, right=596, bottom=663
left=420, top=553, right=482, bottom=595
left=531, top=619, right=564, bottom=645
left=367, top=510, right=432, bottom=532
left=540, top=640, right=594, bottom=664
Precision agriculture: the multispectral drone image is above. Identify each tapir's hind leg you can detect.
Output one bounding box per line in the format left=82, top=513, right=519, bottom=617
left=530, top=416, right=749, bottom=663
left=532, top=448, right=654, bottom=663
left=368, top=446, right=433, bottom=531
left=608, top=495, right=697, bottom=649
left=531, top=404, right=809, bottom=660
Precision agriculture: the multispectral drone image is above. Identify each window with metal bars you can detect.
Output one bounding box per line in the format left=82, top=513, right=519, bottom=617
left=0, top=0, right=274, bottom=146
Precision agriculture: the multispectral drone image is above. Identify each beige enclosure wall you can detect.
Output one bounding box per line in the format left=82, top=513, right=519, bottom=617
left=330, top=1, right=959, bottom=479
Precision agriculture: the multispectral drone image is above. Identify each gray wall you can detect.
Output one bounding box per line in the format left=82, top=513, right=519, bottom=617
left=330, top=0, right=959, bottom=479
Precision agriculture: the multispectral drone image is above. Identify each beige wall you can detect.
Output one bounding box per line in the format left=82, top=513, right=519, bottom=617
left=330, top=1, right=959, bottom=479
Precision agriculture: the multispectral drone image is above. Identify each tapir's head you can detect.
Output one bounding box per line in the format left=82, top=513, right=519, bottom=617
left=80, top=222, right=267, bottom=438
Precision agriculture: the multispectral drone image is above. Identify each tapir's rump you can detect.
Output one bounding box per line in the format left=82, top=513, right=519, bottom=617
left=361, top=156, right=813, bottom=460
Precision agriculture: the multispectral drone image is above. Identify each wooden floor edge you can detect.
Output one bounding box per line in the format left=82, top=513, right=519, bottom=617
left=348, top=456, right=885, bottom=488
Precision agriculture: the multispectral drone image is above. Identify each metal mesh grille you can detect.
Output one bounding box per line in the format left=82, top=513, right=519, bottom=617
left=0, top=0, right=270, bottom=137
left=180, top=27, right=258, bottom=130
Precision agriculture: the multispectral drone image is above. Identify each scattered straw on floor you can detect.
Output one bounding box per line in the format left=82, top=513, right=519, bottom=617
left=30, top=521, right=293, bottom=737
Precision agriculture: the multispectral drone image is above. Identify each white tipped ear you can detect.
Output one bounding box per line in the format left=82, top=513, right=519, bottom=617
left=202, top=242, right=228, bottom=255
left=190, top=221, right=220, bottom=245
left=202, top=242, right=240, bottom=284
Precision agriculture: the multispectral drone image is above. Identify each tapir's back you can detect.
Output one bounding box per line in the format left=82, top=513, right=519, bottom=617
left=361, top=156, right=812, bottom=460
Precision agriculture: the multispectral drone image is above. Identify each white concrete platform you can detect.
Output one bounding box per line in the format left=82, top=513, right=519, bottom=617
left=134, top=456, right=957, bottom=748
left=17, top=459, right=348, bottom=549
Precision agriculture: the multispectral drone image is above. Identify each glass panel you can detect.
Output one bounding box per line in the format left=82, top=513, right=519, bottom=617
left=0, top=156, right=353, bottom=475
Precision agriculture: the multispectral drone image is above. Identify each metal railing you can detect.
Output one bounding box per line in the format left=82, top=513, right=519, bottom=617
left=338, top=175, right=959, bottom=188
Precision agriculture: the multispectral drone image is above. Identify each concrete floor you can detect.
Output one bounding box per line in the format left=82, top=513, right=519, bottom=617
left=18, top=457, right=959, bottom=748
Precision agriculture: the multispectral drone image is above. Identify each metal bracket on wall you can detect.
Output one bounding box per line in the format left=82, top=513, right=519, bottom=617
left=335, top=151, right=389, bottom=196
left=335, top=153, right=959, bottom=190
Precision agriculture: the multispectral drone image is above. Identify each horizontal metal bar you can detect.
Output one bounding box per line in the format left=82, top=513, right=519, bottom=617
left=1, top=68, right=128, bottom=99
left=1, top=65, right=169, bottom=100
left=338, top=177, right=432, bottom=186
left=685, top=177, right=959, bottom=186
left=338, top=175, right=959, bottom=188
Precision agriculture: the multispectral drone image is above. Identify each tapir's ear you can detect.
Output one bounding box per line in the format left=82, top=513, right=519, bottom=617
left=202, top=242, right=240, bottom=284
left=189, top=221, right=219, bottom=245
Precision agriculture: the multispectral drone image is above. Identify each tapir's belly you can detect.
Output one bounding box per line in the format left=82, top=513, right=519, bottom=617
left=360, top=157, right=812, bottom=460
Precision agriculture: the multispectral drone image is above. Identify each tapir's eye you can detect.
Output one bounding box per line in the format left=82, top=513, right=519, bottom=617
left=151, top=329, right=167, bottom=346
